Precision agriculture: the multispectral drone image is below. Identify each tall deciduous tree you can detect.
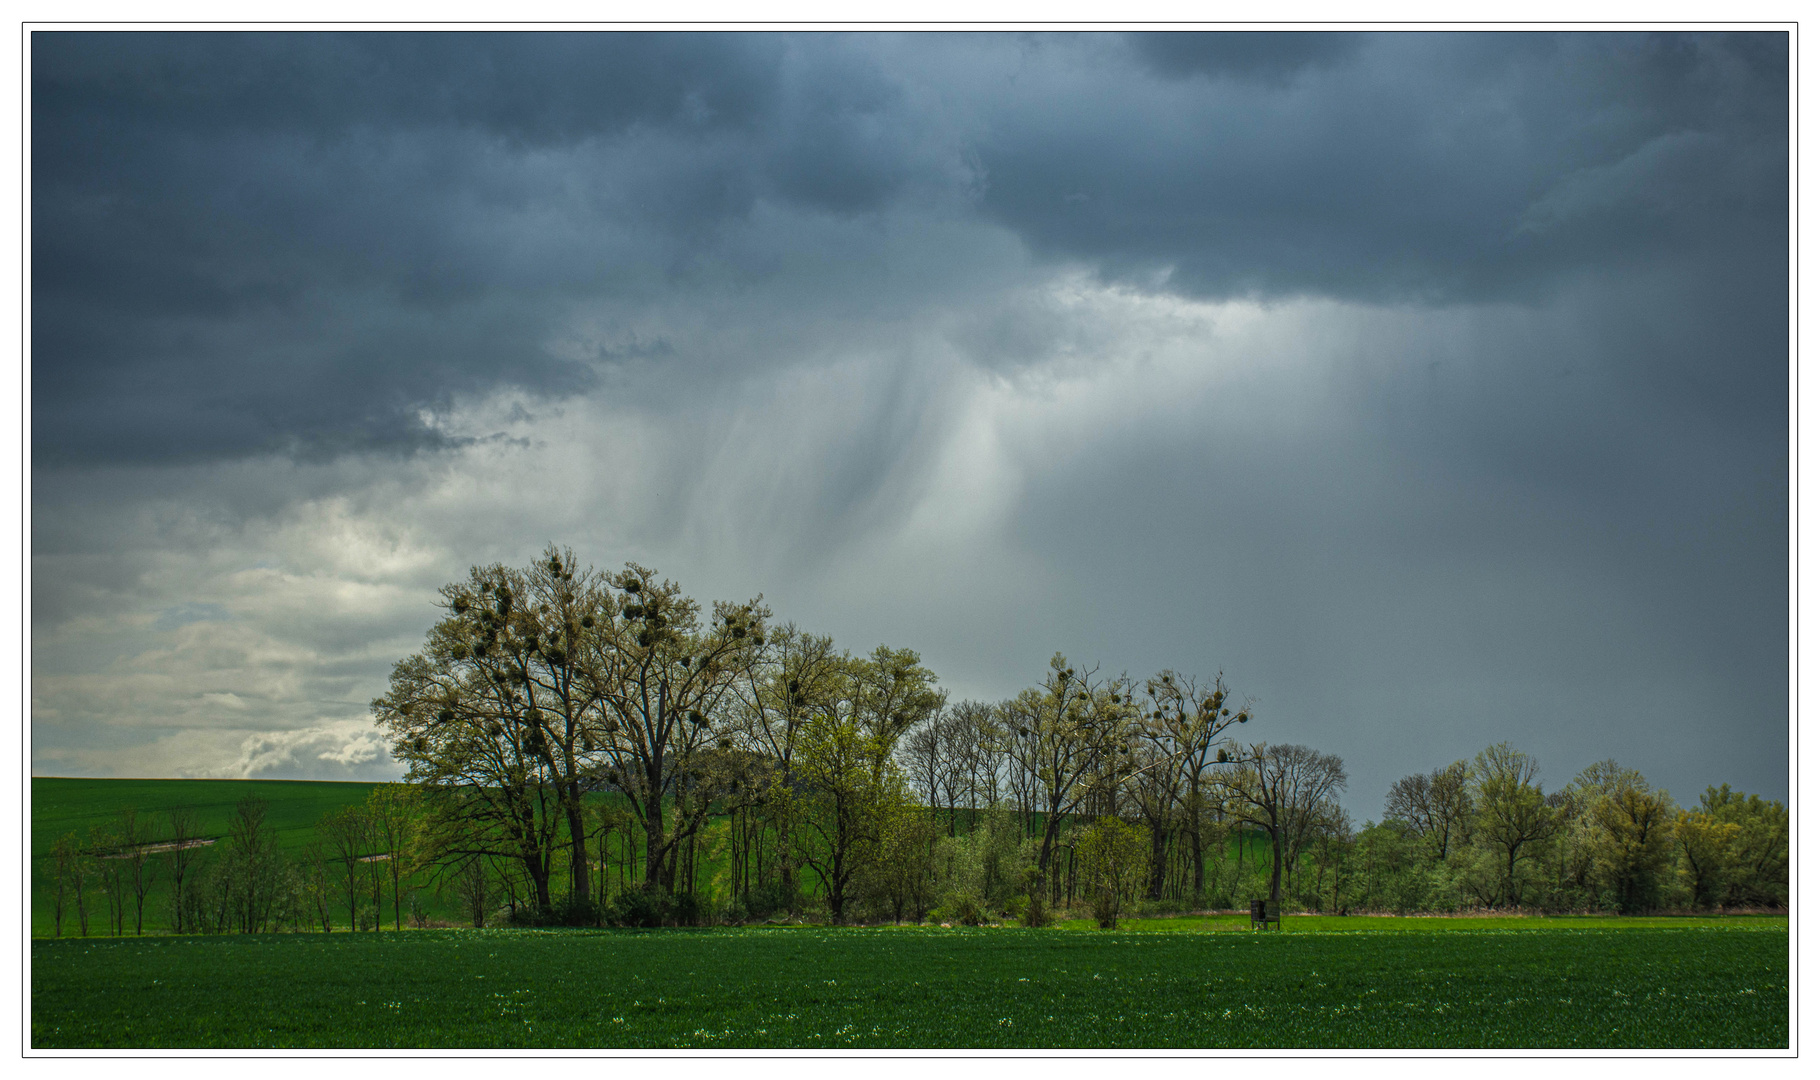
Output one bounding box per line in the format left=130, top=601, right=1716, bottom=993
left=165, top=805, right=204, bottom=934
left=1005, top=655, right=1134, bottom=898
left=1587, top=780, right=1676, bottom=914
left=320, top=804, right=372, bottom=931
left=366, top=783, right=422, bottom=930
left=1674, top=809, right=1742, bottom=910
left=582, top=563, right=767, bottom=896
left=1133, top=670, right=1250, bottom=899
left=791, top=646, right=942, bottom=923
left=1220, top=743, right=1346, bottom=909
left=1470, top=743, right=1557, bottom=908
left=377, top=548, right=609, bottom=908
left=1700, top=784, right=1789, bottom=907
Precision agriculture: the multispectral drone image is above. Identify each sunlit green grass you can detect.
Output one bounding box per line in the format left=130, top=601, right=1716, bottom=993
left=32, top=921, right=1787, bottom=1049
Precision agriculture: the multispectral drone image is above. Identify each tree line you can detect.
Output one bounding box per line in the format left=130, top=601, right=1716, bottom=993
left=365, top=548, right=1785, bottom=926
left=46, top=784, right=424, bottom=937
left=41, top=548, right=1788, bottom=935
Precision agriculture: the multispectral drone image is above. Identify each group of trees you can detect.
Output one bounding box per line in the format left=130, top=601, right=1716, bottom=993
left=45, top=549, right=1786, bottom=936
left=46, top=785, right=427, bottom=938
left=369, top=549, right=1303, bottom=925
left=1357, top=748, right=1790, bottom=916
left=364, top=549, right=1787, bottom=927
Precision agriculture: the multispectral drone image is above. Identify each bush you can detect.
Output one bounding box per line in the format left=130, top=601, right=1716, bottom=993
left=938, top=891, right=985, bottom=926
left=505, top=896, right=603, bottom=927
left=743, top=880, right=798, bottom=920
left=1020, top=893, right=1053, bottom=928
left=720, top=898, right=749, bottom=926
left=671, top=892, right=705, bottom=927
left=602, top=887, right=672, bottom=928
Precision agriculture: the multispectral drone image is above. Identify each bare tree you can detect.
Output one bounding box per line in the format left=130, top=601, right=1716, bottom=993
left=581, top=564, right=766, bottom=896
left=51, top=832, right=80, bottom=937
left=320, top=804, right=372, bottom=931
left=366, top=783, right=421, bottom=930
left=900, top=708, right=953, bottom=834
left=378, top=548, right=631, bottom=911
left=92, top=822, right=127, bottom=936
left=165, top=806, right=205, bottom=934
left=1305, top=800, right=1354, bottom=912
left=221, top=795, right=286, bottom=933
left=116, top=807, right=157, bottom=935
left=452, top=855, right=494, bottom=927
left=948, top=700, right=1003, bottom=820
left=1384, top=760, right=1472, bottom=860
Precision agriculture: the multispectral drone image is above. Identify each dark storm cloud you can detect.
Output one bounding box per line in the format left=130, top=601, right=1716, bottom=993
left=33, top=31, right=1788, bottom=469
left=982, top=32, right=1786, bottom=306
left=1130, top=30, right=1362, bottom=83
left=31, top=32, right=933, bottom=466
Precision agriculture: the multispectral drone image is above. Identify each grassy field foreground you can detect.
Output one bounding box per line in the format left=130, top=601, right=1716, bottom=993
left=32, top=918, right=1787, bottom=1049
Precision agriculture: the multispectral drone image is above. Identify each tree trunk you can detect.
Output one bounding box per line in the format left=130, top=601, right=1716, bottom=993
left=1148, top=823, right=1169, bottom=900
left=1188, top=797, right=1206, bottom=899
left=642, top=758, right=672, bottom=893
left=563, top=776, right=590, bottom=904
left=1269, top=825, right=1284, bottom=907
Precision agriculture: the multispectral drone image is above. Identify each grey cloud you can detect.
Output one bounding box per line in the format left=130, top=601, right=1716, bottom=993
left=1129, top=30, right=1362, bottom=84
left=976, top=33, right=1786, bottom=305
left=33, top=31, right=1787, bottom=470
left=32, top=32, right=962, bottom=467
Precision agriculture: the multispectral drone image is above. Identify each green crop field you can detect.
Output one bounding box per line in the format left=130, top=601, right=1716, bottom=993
left=31, top=778, right=386, bottom=936
left=31, top=918, right=1786, bottom=1049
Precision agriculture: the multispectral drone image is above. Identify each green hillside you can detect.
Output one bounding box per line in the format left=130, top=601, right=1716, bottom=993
left=31, top=777, right=385, bottom=937
left=33, top=777, right=382, bottom=859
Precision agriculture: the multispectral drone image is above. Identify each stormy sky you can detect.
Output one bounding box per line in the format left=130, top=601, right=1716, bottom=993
left=29, top=31, right=1789, bottom=820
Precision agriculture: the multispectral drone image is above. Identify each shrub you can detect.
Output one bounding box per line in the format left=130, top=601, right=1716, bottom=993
left=602, top=887, right=672, bottom=928
left=743, top=880, right=798, bottom=920
left=672, top=892, right=705, bottom=927
left=506, top=896, right=603, bottom=927
left=1020, top=893, right=1053, bottom=928
left=939, top=891, right=985, bottom=927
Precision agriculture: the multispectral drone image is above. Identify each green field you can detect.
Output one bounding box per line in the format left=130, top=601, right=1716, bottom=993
left=31, top=778, right=385, bottom=936
left=31, top=918, right=1786, bottom=1049
left=31, top=778, right=1788, bottom=1049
